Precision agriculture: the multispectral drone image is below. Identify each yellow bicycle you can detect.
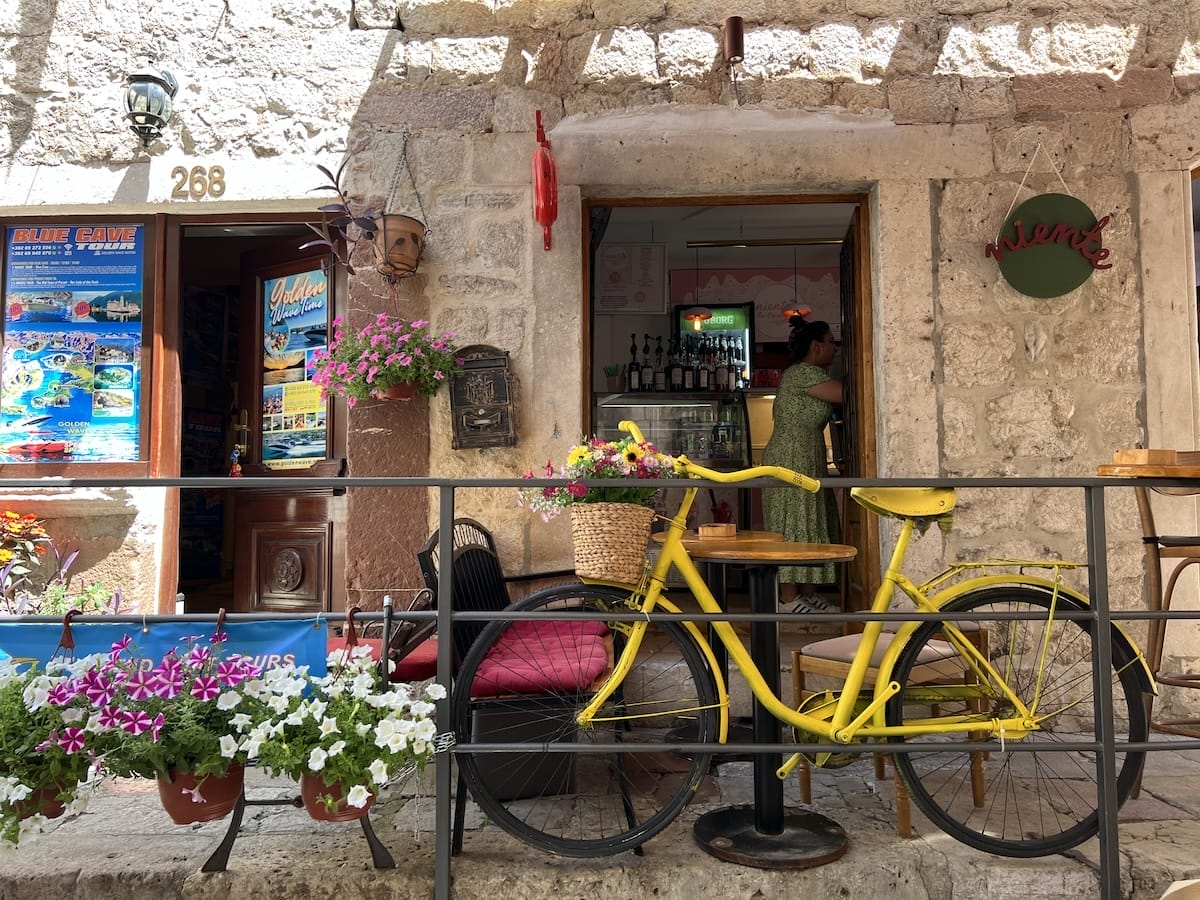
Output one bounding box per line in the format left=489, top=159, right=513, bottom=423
left=451, top=420, right=1153, bottom=858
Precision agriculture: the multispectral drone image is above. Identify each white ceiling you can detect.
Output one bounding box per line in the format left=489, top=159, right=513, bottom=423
left=599, top=202, right=857, bottom=268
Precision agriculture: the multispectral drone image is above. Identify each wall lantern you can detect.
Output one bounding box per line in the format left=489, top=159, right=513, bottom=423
left=723, top=16, right=745, bottom=66
left=685, top=307, right=713, bottom=331
left=124, top=62, right=178, bottom=148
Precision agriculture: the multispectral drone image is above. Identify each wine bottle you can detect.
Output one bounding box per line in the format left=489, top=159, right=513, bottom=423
left=654, top=336, right=666, bottom=391
left=668, top=338, right=684, bottom=391
left=641, top=334, right=653, bottom=392
left=628, top=334, right=641, bottom=391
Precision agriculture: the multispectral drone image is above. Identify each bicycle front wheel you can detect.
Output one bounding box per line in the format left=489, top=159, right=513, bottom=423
left=885, top=584, right=1148, bottom=857
left=451, top=583, right=718, bottom=857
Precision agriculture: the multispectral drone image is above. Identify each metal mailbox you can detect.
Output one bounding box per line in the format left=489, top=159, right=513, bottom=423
left=450, top=344, right=517, bottom=450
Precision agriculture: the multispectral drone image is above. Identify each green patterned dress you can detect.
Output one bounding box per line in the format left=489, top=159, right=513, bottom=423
left=761, top=362, right=840, bottom=585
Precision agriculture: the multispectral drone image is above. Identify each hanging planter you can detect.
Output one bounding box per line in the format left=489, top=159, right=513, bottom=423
left=376, top=214, right=427, bottom=280
left=300, top=774, right=375, bottom=822
left=156, top=764, right=245, bottom=825
left=303, top=128, right=430, bottom=284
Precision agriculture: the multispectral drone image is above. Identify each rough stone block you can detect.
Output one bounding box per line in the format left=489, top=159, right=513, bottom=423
left=1013, top=68, right=1173, bottom=116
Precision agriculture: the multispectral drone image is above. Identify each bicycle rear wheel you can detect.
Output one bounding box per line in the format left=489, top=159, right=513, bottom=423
left=451, top=583, right=718, bottom=857
left=885, top=584, right=1148, bottom=857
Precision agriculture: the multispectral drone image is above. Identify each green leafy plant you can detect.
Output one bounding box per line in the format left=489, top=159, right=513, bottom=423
left=518, top=434, right=678, bottom=520
left=308, top=313, right=463, bottom=407
left=251, top=645, right=443, bottom=812
left=0, top=658, right=101, bottom=846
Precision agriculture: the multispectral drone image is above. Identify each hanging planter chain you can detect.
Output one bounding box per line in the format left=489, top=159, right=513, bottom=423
left=386, top=128, right=430, bottom=237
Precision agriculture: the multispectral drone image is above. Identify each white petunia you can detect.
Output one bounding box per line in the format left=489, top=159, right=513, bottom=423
left=308, top=747, right=327, bottom=771
left=219, top=735, right=239, bottom=758
left=318, top=716, right=340, bottom=737
left=369, top=759, right=389, bottom=784
left=327, top=740, right=346, bottom=757
left=216, top=691, right=242, bottom=711
left=346, top=785, right=371, bottom=808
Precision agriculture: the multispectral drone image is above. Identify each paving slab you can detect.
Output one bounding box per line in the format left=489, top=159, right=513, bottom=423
left=1, top=750, right=1198, bottom=900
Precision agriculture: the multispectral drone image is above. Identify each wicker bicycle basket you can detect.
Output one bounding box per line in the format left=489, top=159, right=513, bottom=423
left=569, top=502, right=655, bottom=584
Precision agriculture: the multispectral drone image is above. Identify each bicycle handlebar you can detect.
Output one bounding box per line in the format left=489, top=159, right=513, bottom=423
left=618, top=419, right=820, bottom=494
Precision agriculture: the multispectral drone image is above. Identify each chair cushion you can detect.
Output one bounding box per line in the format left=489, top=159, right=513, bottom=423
left=800, top=633, right=956, bottom=668
left=470, top=620, right=610, bottom=698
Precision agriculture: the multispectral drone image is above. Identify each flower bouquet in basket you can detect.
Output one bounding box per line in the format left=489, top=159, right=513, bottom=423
left=50, top=632, right=282, bottom=825
left=0, top=658, right=102, bottom=846
left=250, top=644, right=444, bottom=821
left=518, top=434, right=678, bottom=584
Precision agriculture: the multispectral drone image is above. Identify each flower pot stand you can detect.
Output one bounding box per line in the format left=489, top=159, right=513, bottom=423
left=200, top=783, right=396, bottom=872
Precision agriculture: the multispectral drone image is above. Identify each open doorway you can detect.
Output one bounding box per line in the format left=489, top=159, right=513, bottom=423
left=583, top=197, right=879, bottom=610
left=176, top=223, right=318, bottom=612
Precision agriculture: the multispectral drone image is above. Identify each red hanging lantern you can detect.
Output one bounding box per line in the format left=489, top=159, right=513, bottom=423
left=532, top=109, right=558, bottom=251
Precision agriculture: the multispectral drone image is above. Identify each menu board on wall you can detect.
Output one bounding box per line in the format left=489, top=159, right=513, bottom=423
left=0, top=224, right=145, bottom=463
left=595, top=243, right=666, bottom=314
left=260, top=268, right=329, bottom=470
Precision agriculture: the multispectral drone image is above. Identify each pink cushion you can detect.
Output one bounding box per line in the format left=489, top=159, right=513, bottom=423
left=471, top=620, right=610, bottom=698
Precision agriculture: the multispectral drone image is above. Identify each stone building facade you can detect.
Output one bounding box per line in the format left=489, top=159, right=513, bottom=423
left=2, top=3, right=1199, bottom=709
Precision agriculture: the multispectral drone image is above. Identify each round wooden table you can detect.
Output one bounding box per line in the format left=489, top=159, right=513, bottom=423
left=661, top=530, right=857, bottom=869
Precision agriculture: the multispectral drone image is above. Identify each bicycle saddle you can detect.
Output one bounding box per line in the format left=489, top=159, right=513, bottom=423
left=851, top=486, right=956, bottom=519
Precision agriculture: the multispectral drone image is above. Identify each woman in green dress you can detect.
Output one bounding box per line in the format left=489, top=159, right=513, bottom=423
left=761, top=316, right=843, bottom=613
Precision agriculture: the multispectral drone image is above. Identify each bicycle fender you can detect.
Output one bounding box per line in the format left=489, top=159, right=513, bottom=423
left=920, top=575, right=1155, bottom=694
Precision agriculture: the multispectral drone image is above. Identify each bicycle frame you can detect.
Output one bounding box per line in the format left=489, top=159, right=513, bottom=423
left=576, top=420, right=1154, bottom=764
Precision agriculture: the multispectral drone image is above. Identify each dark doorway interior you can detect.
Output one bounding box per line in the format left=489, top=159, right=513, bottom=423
left=176, top=224, right=310, bottom=612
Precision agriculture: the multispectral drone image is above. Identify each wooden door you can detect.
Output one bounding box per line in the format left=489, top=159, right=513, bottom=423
left=231, top=244, right=346, bottom=614
left=838, top=208, right=880, bottom=613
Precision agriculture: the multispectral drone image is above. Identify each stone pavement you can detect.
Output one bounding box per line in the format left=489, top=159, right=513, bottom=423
left=1, top=740, right=1199, bottom=900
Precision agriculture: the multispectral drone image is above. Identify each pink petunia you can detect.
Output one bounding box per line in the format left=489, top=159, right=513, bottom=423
left=153, top=673, right=182, bottom=700
left=97, top=705, right=123, bottom=729
left=150, top=713, right=164, bottom=742
left=191, top=676, right=220, bottom=702
left=125, top=670, right=157, bottom=701
left=210, top=631, right=228, bottom=645
left=57, top=728, right=86, bottom=754
left=46, top=682, right=77, bottom=706
left=109, top=635, right=132, bottom=658
left=187, top=645, right=211, bottom=668
left=122, top=710, right=152, bottom=735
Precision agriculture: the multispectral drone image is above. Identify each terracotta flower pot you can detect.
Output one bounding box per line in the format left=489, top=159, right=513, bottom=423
left=378, top=382, right=417, bottom=401
left=300, top=773, right=375, bottom=822
left=375, top=214, right=426, bottom=279
left=156, top=764, right=244, bottom=824
left=12, top=783, right=68, bottom=820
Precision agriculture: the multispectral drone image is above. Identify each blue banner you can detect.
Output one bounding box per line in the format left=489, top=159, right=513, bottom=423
left=0, top=619, right=328, bottom=677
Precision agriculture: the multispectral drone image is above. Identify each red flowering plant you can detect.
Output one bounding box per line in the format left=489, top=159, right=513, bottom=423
left=517, top=434, right=678, bottom=521
left=47, top=633, right=283, bottom=790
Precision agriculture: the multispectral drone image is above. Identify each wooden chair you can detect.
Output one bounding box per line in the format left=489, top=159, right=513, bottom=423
left=416, top=518, right=576, bottom=854
left=1133, top=485, right=1200, bottom=738
left=791, top=623, right=987, bottom=837
left=1132, top=485, right=1200, bottom=797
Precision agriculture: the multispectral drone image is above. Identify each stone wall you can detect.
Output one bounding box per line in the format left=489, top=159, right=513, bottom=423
left=3, top=2, right=1200, bottom=701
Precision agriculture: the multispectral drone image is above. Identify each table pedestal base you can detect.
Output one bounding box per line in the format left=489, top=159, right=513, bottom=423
left=693, top=805, right=848, bottom=870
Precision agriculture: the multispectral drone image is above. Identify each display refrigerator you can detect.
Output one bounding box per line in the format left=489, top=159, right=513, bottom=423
left=673, top=302, right=755, bottom=391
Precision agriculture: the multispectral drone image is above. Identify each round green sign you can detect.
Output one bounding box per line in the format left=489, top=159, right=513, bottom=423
left=985, top=193, right=1112, bottom=298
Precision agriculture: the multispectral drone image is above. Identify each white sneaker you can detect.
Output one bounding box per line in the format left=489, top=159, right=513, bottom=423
left=805, top=595, right=840, bottom=613
left=781, top=596, right=820, bottom=614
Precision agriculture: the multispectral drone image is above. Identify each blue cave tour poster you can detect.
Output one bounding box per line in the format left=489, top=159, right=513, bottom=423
left=1, top=224, right=145, bottom=463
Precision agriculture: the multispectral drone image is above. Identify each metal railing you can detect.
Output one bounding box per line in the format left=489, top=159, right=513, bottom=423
left=1, top=472, right=1198, bottom=899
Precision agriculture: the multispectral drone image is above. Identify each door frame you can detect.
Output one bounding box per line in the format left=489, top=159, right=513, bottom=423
left=159, top=212, right=340, bottom=611
left=580, top=194, right=880, bottom=600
